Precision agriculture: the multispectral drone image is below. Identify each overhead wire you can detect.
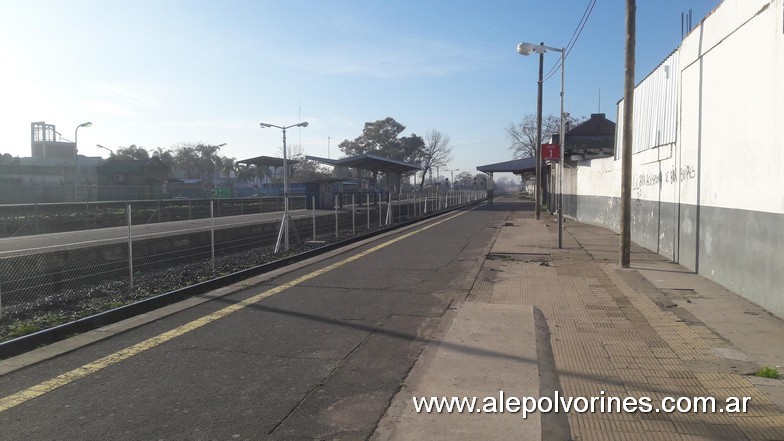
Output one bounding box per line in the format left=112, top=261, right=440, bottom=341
left=542, top=0, right=597, bottom=82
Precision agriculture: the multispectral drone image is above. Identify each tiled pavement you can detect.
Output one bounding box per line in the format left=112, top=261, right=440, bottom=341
left=467, top=212, right=784, bottom=440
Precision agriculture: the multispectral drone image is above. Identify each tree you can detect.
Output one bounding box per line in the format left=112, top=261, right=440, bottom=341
left=506, top=114, right=582, bottom=159
left=173, top=144, right=201, bottom=179
left=455, top=171, right=473, bottom=189
left=115, top=145, right=150, bottom=160
left=339, top=117, right=424, bottom=162
left=220, top=156, right=236, bottom=182
left=338, top=117, right=425, bottom=182
left=236, top=164, right=257, bottom=183
left=339, top=117, right=406, bottom=157
left=152, top=147, right=176, bottom=171
left=418, top=130, right=452, bottom=190
left=195, top=143, right=223, bottom=187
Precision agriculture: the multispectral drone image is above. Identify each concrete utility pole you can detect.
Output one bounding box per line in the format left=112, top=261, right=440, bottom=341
left=620, top=0, right=636, bottom=267
left=535, top=42, right=544, bottom=220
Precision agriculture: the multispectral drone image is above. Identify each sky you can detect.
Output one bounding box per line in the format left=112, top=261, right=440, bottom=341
left=0, top=0, right=720, bottom=181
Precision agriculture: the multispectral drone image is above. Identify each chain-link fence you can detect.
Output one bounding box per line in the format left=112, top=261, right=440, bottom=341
left=0, top=189, right=484, bottom=341
left=0, top=196, right=306, bottom=239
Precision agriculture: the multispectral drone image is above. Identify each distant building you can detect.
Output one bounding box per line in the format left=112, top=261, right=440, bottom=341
left=549, top=113, right=616, bottom=160
left=0, top=155, right=101, bottom=203
left=96, top=157, right=170, bottom=200
left=30, top=121, right=77, bottom=159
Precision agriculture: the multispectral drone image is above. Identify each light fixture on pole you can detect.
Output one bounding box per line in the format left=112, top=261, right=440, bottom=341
left=213, top=143, right=227, bottom=191
left=96, top=144, right=113, bottom=156
left=74, top=121, right=92, bottom=202
left=260, top=121, right=309, bottom=252
left=446, top=168, right=459, bottom=189
left=517, top=41, right=565, bottom=248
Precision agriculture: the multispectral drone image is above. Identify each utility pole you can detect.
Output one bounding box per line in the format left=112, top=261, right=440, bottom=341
left=535, top=42, right=544, bottom=220
left=620, top=0, right=636, bottom=267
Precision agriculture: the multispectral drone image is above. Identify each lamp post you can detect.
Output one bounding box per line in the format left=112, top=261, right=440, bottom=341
left=446, top=168, right=459, bottom=189
left=260, top=122, right=308, bottom=252
left=96, top=144, right=113, bottom=157
left=74, top=122, right=92, bottom=201
left=213, top=143, right=226, bottom=192
left=517, top=42, right=565, bottom=248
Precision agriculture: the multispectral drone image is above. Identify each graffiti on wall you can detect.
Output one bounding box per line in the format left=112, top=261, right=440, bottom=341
left=635, top=164, right=697, bottom=190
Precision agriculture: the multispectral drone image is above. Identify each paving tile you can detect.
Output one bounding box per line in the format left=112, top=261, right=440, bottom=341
left=468, top=217, right=784, bottom=438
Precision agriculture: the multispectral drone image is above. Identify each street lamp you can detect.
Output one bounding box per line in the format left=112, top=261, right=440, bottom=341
left=74, top=121, right=92, bottom=201
left=96, top=144, right=113, bottom=156
left=213, top=143, right=227, bottom=191
left=517, top=41, right=565, bottom=249
left=446, top=168, right=459, bottom=189
left=260, top=121, right=309, bottom=252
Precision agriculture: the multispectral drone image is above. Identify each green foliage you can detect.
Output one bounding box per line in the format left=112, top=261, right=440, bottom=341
left=338, top=117, right=425, bottom=164
left=115, top=144, right=151, bottom=160
left=755, top=366, right=780, bottom=379
left=8, top=322, right=40, bottom=338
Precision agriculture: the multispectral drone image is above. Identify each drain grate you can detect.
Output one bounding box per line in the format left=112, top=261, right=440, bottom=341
left=486, top=253, right=550, bottom=263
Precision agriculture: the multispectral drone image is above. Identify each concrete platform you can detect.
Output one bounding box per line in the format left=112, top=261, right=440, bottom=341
left=373, top=303, right=540, bottom=441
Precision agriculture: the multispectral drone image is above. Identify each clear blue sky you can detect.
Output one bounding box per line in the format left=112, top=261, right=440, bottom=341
left=0, top=0, right=719, bottom=179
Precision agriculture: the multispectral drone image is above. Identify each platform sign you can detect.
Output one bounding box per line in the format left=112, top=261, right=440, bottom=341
left=542, top=143, right=560, bottom=161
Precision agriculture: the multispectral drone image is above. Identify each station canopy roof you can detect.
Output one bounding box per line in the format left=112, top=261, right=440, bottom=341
left=476, top=157, right=537, bottom=175
left=236, top=155, right=299, bottom=168
left=305, top=153, right=421, bottom=175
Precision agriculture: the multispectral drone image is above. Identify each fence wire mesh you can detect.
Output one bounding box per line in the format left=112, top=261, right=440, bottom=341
left=0, top=190, right=483, bottom=341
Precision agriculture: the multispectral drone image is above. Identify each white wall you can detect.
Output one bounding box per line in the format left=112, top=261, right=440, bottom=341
left=568, top=0, right=784, bottom=317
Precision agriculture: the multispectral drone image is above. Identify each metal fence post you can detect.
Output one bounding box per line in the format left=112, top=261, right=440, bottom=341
left=312, top=196, right=316, bottom=241
left=335, top=194, right=339, bottom=238
left=0, top=284, right=3, bottom=320
left=351, top=194, right=355, bottom=235
left=378, top=193, right=382, bottom=226
left=34, top=202, right=39, bottom=234
left=210, top=200, right=215, bottom=274
left=387, top=193, right=392, bottom=225
left=127, top=203, right=134, bottom=290
left=366, top=193, right=370, bottom=229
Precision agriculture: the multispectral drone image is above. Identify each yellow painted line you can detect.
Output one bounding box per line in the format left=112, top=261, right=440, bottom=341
left=0, top=210, right=467, bottom=413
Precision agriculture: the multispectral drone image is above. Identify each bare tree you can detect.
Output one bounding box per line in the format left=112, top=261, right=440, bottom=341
left=419, top=130, right=452, bottom=190
left=507, top=114, right=578, bottom=159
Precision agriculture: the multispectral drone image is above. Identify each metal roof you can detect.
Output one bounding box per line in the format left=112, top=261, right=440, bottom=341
left=237, top=155, right=299, bottom=168
left=476, top=157, right=537, bottom=174
left=305, top=153, right=421, bottom=174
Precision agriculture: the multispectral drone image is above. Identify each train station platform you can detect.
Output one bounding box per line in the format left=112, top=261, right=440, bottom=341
left=1, top=197, right=784, bottom=439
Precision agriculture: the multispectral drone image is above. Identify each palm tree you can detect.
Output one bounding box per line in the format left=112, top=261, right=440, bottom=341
left=152, top=147, right=176, bottom=172
left=195, top=144, right=222, bottom=184
left=173, top=145, right=200, bottom=179
left=220, top=156, right=236, bottom=183
left=115, top=145, right=150, bottom=160
left=236, top=164, right=256, bottom=182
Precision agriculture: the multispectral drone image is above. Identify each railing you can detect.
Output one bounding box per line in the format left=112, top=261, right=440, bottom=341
left=0, top=196, right=307, bottom=239
left=0, top=190, right=485, bottom=341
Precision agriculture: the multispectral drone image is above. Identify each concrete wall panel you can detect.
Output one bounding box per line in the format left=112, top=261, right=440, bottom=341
left=566, top=0, right=784, bottom=317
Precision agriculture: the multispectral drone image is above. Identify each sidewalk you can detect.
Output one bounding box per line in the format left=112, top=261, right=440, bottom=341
left=375, top=205, right=784, bottom=440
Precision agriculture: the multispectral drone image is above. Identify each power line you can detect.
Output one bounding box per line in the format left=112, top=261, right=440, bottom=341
left=451, top=138, right=507, bottom=147
left=543, top=0, right=597, bottom=82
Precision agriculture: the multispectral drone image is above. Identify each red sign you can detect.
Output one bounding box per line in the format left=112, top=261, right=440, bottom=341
left=542, top=143, right=560, bottom=161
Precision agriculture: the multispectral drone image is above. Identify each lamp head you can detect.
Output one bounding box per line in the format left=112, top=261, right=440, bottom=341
left=80, top=122, right=93, bottom=128
left=259, top=123, right=273, bottom=128
left=517, top=42, right=534, bottom=56
left=296, top=122, right=309, bottom=128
